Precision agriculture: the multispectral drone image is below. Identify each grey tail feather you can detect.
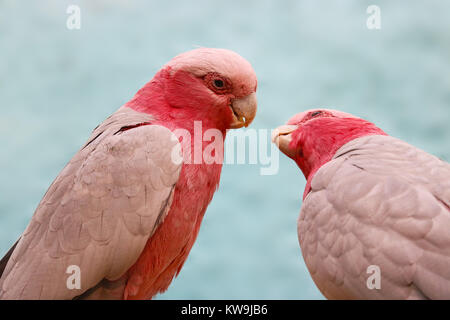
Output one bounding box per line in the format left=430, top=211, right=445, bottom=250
left=0, top=239, right=19, bottom=279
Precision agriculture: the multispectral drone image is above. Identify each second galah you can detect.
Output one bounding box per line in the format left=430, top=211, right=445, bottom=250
left=0, top=48, right=257, bottom=299
left=273, top=109, right=450, bottom=299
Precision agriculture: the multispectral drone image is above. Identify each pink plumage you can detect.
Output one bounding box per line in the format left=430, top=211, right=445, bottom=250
left=0, top=48, right=257, bottom=300
left=273, top=109, right=450, bottom=299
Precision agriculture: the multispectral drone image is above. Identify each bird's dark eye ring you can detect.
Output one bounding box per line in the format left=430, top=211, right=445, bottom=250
left=213, top=79, right=224, bottom=88
left=311, top=111, right=322, bottom=117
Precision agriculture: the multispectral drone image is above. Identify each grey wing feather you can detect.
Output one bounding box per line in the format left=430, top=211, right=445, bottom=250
left=299, top=135, right=450, bottom=299
left=0, top=107, right=182, bottom=299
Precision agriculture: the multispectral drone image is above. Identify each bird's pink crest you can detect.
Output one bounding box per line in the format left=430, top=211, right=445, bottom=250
left=165, top=48, right=257, bottom=96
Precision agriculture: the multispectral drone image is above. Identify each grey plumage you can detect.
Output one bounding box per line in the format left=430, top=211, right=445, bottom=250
left=0, top=107, right=182, bottom=299
left=299, top=135, right=450, bottom=299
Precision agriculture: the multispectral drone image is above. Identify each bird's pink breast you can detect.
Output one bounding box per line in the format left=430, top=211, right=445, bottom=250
left=124, top=161, right=222, bottom=299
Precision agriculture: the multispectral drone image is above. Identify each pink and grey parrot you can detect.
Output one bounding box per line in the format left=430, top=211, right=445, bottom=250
left=273, top=109, right=450, bottom=299
left=0, top=48, right=257, bottom=299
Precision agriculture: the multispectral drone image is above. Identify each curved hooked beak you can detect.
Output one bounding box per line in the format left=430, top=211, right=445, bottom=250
left=271, top=124, right=298, bottom=159
left=229, top=92, right=257, bottom=129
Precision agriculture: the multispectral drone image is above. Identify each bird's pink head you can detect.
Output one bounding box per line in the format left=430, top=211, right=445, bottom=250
left=126, top=48, right=257, bottom=131
left=272, top=109, right=387, bottom=198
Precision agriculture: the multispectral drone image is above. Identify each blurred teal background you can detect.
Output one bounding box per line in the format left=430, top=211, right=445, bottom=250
left=0, top=0, right=449, bottom=299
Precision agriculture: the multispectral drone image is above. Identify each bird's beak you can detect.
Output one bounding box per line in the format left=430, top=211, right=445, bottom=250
left=272, top=124, right=298, bottom=159
left=229, top=92, right=257, bottom=129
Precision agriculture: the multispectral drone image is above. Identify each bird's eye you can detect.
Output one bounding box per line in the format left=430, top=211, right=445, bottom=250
left=310, top=111, right=322, bottom=118
left=213, top=79, right=224, bottom=89
left=204, top=73, right=231, bottom=94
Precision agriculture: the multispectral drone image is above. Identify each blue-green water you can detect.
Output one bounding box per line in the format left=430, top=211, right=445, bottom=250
left=0, top=0, right=449, bottom=299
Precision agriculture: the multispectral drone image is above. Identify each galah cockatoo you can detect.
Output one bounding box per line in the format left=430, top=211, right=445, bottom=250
left=0, top=48, right=257, bottom=299
left=272, top=109, right=450, bottom=299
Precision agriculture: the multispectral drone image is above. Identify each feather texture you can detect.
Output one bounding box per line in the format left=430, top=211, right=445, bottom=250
left=299, top=135, right=450, bottom=299
left=0, top=107, right=182, bottom=299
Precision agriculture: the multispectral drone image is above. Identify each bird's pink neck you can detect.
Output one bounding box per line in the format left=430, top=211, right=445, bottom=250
left=292, top=118, right=387, bottom=199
